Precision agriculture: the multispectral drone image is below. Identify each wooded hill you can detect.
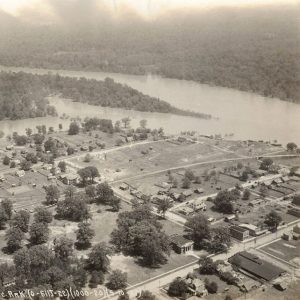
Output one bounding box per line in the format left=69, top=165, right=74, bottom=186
left=0, top=5, right=299, bottom=103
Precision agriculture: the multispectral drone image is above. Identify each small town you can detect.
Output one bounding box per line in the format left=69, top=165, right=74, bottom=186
left=0, top=118, right=299, bottom=300
left=0, top=0, right=299, bottom=299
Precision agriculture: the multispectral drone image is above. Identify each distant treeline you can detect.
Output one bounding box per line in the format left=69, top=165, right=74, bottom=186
left=0, top=72, right=57, bottom=120
left=0, top=72, right=211, bottom=120
left=0, top=6, right=299, bottom=103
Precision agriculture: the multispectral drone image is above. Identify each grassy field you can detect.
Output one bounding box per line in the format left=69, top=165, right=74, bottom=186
left=273, top=156, right=300, bottom=168
left=49, top=201, right=132, bottom=254
left=0, top=170, right=67, bottom=211
left=110, top=252, right=197, bottom=286
left=69, top=140, right=237, bottom=182
left=51, top=130, right=124, bottom=150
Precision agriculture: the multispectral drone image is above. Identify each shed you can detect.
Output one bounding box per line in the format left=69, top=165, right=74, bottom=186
left=182, top=190, right=193, bottom=197
left=60, top=173, right=79, bottom=185
left=119, top=183, right=128, bottom=191
left=15, top=170, right=25, bottom=177
left=194, top=188, right=204, bottom=194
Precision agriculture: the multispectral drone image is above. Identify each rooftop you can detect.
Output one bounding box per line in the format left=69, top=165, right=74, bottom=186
left=229, top=251, right=285, bottom=281
left=230, top=225, right=249, bottom=233
left=169, top=234, right=194, bottom=247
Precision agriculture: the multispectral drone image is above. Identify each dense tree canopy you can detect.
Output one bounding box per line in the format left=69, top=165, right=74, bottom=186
left=111, top=204, right=170, bottom=266
left=0, top=71, right=210, bottom=119
left=0, top=72, right=57, bottom=120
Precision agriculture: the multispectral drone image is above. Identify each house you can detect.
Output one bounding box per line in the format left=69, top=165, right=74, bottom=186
left=249, top=199, right=264, bottom=207
left=224, top=215, right=236, bottom=222
left=182, top=189, right=193, bottom=197
left=155, top=182, right=172, bottom=190
left=238, top=279, right=260, bottom=292
left=43, top=164, right=53, bottom=171
left=0, top=175, right=5, bottom=182
left=229, top=251, right=285, bottom=281
left=282, top=176, right=290, bottom=183
left=47, top=175, right=56, bottom=181
left=256, top=169, right=267, bottom=176
left=60, top=173, right=79, bottom=185
left=11, top=159, right=20, bottom=165
left=171, top=193, right=182, bottom=201
left=262, top=180, right=273, bottom=187
left=282, top=233, right=292, bottom=241
left=294, top=169, right=300, bottom=177
left=239, top=224, right=267, bottom=237
left=272, top=178, right=283, bottom=185
left=207, top=217, right=216, bottom=223
left=119, top=183, right=128, bottom=191
left=293, top=225, right=300, bottom=234
left=278, top=167, right=290, bottom=176
left=185, top=278, right=208, bottom=297
left=179, top=206, right=194, bottom=216
left=194, top=188, right=204, bottom=194
left=15, top=170, right=25, bottom=177
left=293, top=232, right=300, bottom=240
left=169, top=234, right=194, bottom=254
left=151, top=195, right=173, bottom=205
left=6, top=145, right=14, bottom=150
left=187, top=199, right=207, bottom=211
left=126, top=136, right=134, bottom=143
left=230, top=226, right=250, bottom=241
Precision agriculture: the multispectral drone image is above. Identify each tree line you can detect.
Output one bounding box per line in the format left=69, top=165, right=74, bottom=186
left=0, top=71, right=211, bottom=119
left=0, top=6, right=298, bottom=103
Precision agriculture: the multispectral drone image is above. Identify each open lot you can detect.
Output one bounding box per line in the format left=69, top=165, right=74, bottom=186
left=110, top=252, right=197, bottom=286
left=0, top=170, right=67, bottom=211
left=68, top=140, right=238, bottom=181
left=51, top=130, right=124, bottom=150
left=49, top=201, right=132, bottom=255
left=273, top=156, right=300, bottom=168
left=236, top=280, right=300, bottom=300
left=261, top=239, right=300, bottom=263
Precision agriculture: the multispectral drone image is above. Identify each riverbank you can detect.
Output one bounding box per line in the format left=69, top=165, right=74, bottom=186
left=1, top=65, right=300, bottom=145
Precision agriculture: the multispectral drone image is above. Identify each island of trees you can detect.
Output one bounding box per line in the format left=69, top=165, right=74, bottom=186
left=0, top=71, right=211, bottom=120
left=0, top=72, right=57, bottom=120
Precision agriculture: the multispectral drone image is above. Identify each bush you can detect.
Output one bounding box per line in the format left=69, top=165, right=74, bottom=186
left=3, top=156, right=10, bottom=166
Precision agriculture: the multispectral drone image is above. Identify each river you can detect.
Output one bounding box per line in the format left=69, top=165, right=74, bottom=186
left=0, top=65, right=299, bottom=145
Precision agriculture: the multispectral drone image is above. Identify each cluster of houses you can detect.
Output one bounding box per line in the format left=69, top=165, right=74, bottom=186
left=120, top=180, right=205, bottom=208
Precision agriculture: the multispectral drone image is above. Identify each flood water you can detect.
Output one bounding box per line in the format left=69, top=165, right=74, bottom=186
left=0, top=65, right=300, bottom=145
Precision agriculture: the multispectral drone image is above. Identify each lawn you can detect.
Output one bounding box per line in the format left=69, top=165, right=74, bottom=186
left=49, top=201, right=132, bottom=257
left=110, top=252, right=197, bottom=285
left=51, top=130, right=123, bottom=150
left=159, top=218, right=185, bottom=236
left=69, top=140, right=235, bottom=182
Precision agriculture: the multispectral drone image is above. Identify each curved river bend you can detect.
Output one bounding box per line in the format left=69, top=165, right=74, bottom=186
left=0, top=66, right=299, bottom=145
